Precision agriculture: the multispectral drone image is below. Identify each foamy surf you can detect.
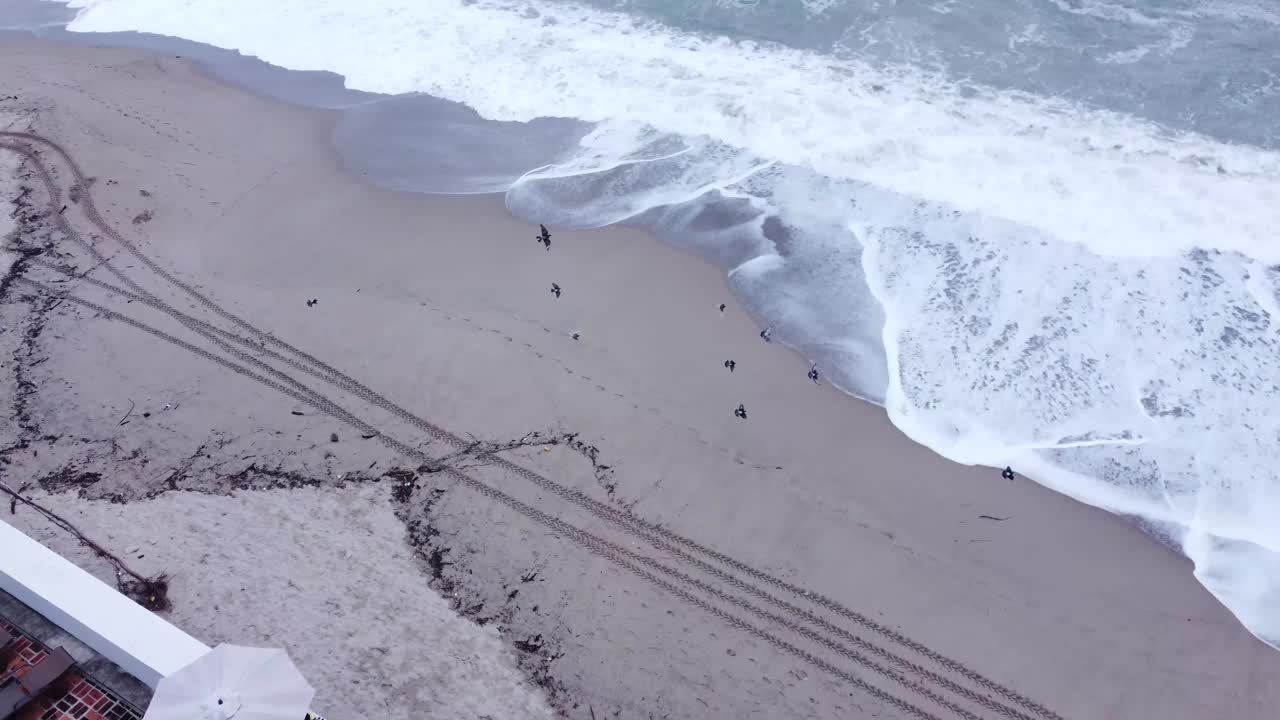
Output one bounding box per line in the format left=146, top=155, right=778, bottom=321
left=46, top=0, right=1280, bottom=648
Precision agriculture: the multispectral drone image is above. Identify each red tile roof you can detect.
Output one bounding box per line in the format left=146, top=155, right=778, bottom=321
left=1, top=619, right=145, bottom=720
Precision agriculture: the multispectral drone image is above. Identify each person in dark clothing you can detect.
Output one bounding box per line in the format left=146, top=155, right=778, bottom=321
left=724, top=360, right=736, bottom=372
left=808, top=363, right=820, bottom=384
left=551, top=283, right=561, bottom=299
left=760, top=326, right=773, bottom=342
left=719, top=303, right=726, bottom=314
left=537, top=224, right=551, bottom=250
left=1001, top=466, right=1015, bottom=481
left=734, top=403, right=748, bottom=419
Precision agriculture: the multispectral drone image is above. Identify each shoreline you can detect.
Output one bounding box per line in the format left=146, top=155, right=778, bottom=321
left=1, top=31, right=1278, bottom=719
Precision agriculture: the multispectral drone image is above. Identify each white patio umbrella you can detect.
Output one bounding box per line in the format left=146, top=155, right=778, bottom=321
left=143, top=643, right=315, bottom=720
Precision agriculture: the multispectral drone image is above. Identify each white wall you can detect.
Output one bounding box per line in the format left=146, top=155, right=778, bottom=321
left=0, top=519, right=210, bottom=688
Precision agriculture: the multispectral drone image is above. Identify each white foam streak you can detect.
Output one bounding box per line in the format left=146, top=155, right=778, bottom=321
left=1186, top=0, right=1280, bottom=26
left=1245, top=263, right=1280, bottom=328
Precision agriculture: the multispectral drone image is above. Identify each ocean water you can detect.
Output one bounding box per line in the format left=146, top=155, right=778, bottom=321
left=37, top=0, right=1280, bottom=647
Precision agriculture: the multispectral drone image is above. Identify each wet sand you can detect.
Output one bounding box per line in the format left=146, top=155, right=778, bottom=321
left=1, top=34, right=1277, bottom=720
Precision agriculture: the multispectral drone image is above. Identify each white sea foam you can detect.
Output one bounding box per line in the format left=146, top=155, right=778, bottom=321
left=1188, top=0, right=1280, bottom=26
left=49, top=0, right=1280, bottom=647
left=57, top=0, right=1280, bottom=262
left=1045, top=0, right=1169, bottom=27
left=859, top=207, right=1280, bottom=644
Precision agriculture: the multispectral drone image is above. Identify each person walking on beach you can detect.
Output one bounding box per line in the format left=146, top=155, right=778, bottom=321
left=551, top=283, right=561, bottom=299
left=734, top=403, right=748, bottom=419
left=719, top=303, right=727, bottom=315
left=760, top=326, right=773, bottom=342
left=1001, top=466, right=1015, bottom=481
left=537, top=224, right=551, bottom=250
left=808, top=363, right=820, bottom=384
left=724, top=359, right=736, bottom=372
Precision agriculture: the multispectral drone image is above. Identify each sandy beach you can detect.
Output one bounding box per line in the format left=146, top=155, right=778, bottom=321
left=2, top=34, right=1278, bottom=719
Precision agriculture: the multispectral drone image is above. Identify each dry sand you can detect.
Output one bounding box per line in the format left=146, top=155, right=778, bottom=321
left=1, top=34, right=1278, bottom=720
left=7, top=486, right=553, bottom=720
